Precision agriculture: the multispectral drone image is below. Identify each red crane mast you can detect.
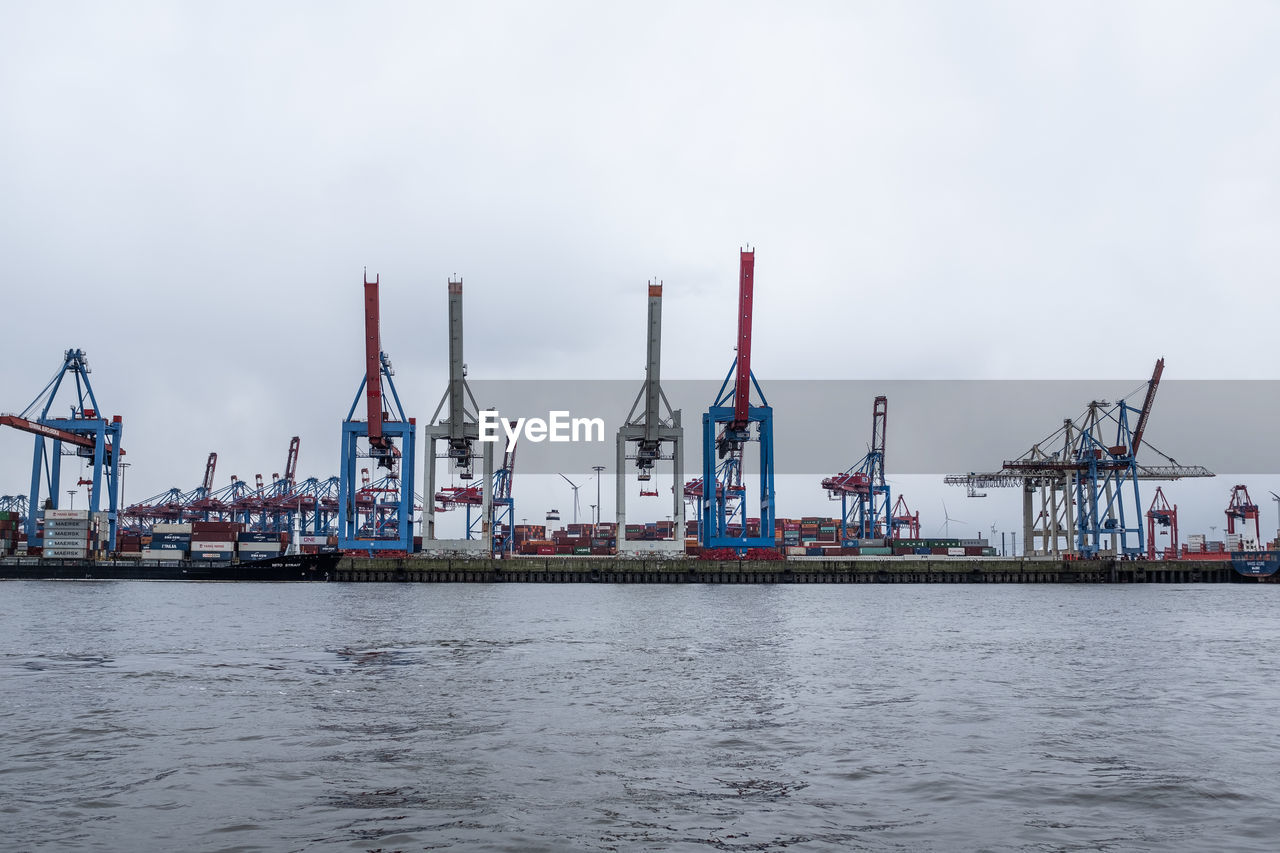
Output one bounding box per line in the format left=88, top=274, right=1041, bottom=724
left=732, top=250, right=755, bottom=428
left=363, top=273, right=388, bottom=455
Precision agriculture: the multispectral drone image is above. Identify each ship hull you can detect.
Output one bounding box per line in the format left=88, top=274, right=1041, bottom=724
left=0, top=552, right=339, bottom=581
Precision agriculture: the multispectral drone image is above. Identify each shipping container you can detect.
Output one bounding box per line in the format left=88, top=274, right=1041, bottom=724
left=153, top=523, right=193, bottom=534
left=43, top=547, right=89, bottom=559
left=192, top=551, right=234, bottom=561
left=43, top=509, right=89, bottom=520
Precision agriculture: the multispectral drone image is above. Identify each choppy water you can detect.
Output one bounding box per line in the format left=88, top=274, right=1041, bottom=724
left=2, top=582, right=1279, bottom=852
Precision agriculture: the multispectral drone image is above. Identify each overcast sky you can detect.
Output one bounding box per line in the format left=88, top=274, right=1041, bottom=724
left=3, top=2, right=1279, bottom=543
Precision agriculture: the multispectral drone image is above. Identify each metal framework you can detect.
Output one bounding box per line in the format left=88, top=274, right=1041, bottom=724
left=435, top=426, right=517, bottom=554
left=1225, top=485, right=1261, bottom=547
left=698, top=249, right=775, bottom=551
left=424, top=278, right=500, bottom=552
left=1146, top=486, right=1178, bottom=560
left=338, top=273, right=416, bottom=553
left=945, top=359, right=1213, bottom=556
left=617, top=280, right=684, bottom=550
left=890, top=494, right=920, bottom=539
left=823, top=396, right=891, bottom=544
left=2, top=349, right=124, bottom=549
left=0, top=495, right=31, bottom=515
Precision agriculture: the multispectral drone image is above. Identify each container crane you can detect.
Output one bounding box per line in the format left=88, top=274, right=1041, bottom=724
left=434, top=427, right=518, bottom=555
left=424, top=278, right=499, bottom=551
left=1146, top=487, right=1178, bottom=560
left=338, top=272, right=416, bottom=553
left=1225, top=485, right=1261, bottom=548
left=2, top=349, right=124, bottom=550
left=890, top=494, right=920, bottom=539
left=0, top=495, right=30, bottom=515
left=696, top=248, right=775, bottom=552
left=822, top=396, right=891, bottom=544
left=616, top=279, right=684, bottom=552
left=118, top=451, right=219, bottom=532
left=945, top=359, right=1213, bottom=557
left=256, top=436, right=302, bottom=533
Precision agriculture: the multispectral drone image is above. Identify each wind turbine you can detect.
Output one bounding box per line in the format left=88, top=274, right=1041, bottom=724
left=940, top=500, right=965, bottom=538
left=558, top=473, right=582, bottom=525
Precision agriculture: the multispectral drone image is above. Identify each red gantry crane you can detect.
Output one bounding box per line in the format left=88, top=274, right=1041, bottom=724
left=1225, top=485, right=1261, bottom=549
left=1146, top=486, right=1178, bottom=560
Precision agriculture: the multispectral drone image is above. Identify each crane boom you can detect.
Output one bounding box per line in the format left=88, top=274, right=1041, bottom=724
left=202, top=452, right=217, bottom=492
left=732, top=249, right=755, bottom=427
left=871, top=395, right=887, bottom=486
left=1130, top=357, right=1163, bottom=458
left=0, top=414, right=97, bottom=449
left=285, top=436, right=300, bottom=486
left=363, top=273, right=387, bottom=449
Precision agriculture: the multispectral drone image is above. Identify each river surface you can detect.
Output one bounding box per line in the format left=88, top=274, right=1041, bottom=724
left=2, top=582, right=1278, bottom=852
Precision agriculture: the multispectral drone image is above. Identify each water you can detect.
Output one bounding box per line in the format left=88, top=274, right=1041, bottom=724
left=2, top=582, right=1278, bottom=852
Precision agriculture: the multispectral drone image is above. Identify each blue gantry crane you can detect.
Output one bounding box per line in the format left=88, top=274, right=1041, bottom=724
left=696, top=248, right=775, bottom=552
left=338, top=272, right=416, bottom=553
left=1, top=349, right=124, bottom=550
left=947, top=358, right=1213, bottom=557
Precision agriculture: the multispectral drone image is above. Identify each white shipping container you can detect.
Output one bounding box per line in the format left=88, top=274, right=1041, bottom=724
left=947, top=547, right=966, bottom=556
left=44, top=509, right=89, bottom=520
left=196, top=541, right=234, bottom=552
left=140, top=548, right=182, bottom=560
left=243, top=542, right=282, bottom=552
left=298, top=535, right=328, bottom=546
left=44, top=536, right=90, bottom=547
left=44, top=548, right=89, bottom=558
